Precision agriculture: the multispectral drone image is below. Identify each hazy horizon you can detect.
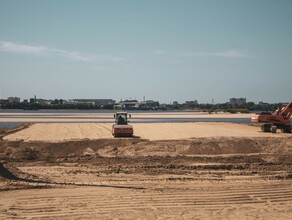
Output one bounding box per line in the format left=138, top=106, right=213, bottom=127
left=1, top=0, right=292, bottom=104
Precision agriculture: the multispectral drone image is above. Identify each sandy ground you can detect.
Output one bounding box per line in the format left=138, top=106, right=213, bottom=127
left=1, top=121, right=292, bottom=219
left=0, top=136, right=292, bottom=219
left=3, top=122, right=292, bottom=142
left=1, top=180, right=291, bottom=220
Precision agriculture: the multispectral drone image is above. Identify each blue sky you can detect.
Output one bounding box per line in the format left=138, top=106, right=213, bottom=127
left=0, top=0, right=291, bottom=104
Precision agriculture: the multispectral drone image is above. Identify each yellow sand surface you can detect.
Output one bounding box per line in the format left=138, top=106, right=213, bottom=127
left=4, top=122, right=291, bottom=142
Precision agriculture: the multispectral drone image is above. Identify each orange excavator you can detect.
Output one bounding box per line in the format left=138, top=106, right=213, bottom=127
left=251, top=101, right=292, bottom=133
left=112, top=112, right=134, bottom=137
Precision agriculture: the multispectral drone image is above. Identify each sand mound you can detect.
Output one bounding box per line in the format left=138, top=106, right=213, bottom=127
left=2, top=146, right=40, bottom=160
left=1, top=137, right=291, bottom=161
left=83, top=147, right=96, bottom=156
left=95, top=137, right=292, bottom=157
left=0, top=162, right=41, bottom=181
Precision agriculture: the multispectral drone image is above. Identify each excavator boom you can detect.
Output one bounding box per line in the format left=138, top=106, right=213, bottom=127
left=273, top=102, right=292, bottom=119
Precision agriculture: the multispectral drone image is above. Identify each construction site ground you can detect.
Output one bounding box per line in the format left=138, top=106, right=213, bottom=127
left=0, top=122, right=292, bottom=219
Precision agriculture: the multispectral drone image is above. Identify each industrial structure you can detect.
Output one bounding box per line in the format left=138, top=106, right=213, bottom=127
left=229, top=98, right=246, bottom=106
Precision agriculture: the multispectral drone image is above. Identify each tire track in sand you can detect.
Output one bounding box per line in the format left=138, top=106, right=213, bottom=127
left=0, top=182, right=291, bottom=219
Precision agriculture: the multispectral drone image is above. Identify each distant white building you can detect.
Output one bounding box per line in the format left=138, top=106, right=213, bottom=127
left=229, top=98, right=246, bottom=106
left=71, top=99, right=115, bottom=106
left=8, top=97, right=20, bottom=103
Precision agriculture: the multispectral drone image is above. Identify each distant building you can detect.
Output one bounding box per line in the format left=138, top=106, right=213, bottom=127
left=184, top=100, right=198, bottom=106
left=173, top=101, right=178, bottom=106
left=229, top=98, right=246, bottom=106
left=8, top=97, right=20, bottom=103
left=119, top=100, right=139, bottom=109
left=259, top=101, right=269, bottom=105
left=72, top=99, right=115, bottom=106
left=115, top=99, right=160, bottom=110
left=34, top=99, right=51, bottom=105
left=29, top=98, right=35, bottom=104
left=139, top=100, right=160, bottom=110
left=29, top=95, right=37, bottom=104
left=0, top=99, right=9, bottom=107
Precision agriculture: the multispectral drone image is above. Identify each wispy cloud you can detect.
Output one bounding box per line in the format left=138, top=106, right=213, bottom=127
left=211, top=50, right=252, bottom=58
left=179, top=50, right=253, bottom=58
left=0, top=41, right=122, bottom=62
left=0, top=41, right=46, bottom=55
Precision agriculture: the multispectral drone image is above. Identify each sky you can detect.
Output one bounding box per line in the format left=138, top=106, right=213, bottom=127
left=0, top=0, right=291, bottom=104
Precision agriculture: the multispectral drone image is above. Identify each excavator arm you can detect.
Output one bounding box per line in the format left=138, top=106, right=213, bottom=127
left=276, top=102, right=292, bottom=119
